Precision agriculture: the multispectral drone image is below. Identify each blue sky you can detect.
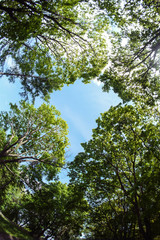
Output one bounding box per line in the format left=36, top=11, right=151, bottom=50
left=0, top=77, right=121, bottom=182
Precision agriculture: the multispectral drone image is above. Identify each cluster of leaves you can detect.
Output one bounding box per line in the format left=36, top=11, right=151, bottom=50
left=0, top=100, right=89, bottom=239
left=0, top=101, right=69, bottom=192
left=0, top=0, right=160, bottom=239
left=0, top=0, right=159, bottom=103
left=69, top=103, right=160, bottom=239
left=2, top=182, right=88, bottom=240
left=0, top=0, right=108, bottom=100
left=93, top=0, right=160, bottom=104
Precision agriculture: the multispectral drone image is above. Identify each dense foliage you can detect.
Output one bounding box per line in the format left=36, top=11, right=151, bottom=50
left=0, top=0, right=108, bottom=99
left=0, top=101, right=69, bottom=204
left=0, top=0, right=159, bottom=239
left=2, top=182, right=88, bottom=240
left=95, top=0, right=160, bottom=103
left=69, top=103, right=160, bottom=239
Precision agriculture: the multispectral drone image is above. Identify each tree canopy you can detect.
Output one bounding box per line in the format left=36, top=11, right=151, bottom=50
left=0, top=0, right=108, bottom=99
left=69, top=103, right=160, bottom=239
left=94, top=0, right=160, bottom=103
left=0, top=0, right=159, bottom=103
left=0, top=101, right=69, bottom=192
left=0, top=0, right=160, bottom=239
left=2, top=181, right=88, bottom=240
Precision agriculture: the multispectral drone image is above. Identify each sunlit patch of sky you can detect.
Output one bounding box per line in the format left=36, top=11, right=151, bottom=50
left=48, top=80, right=121, bottom=182
left=0, top=76, right=121, bottom=183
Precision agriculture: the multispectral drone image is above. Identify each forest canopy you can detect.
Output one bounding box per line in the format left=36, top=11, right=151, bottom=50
left=0, top=0, right=159, bottom=102
left=0, top=0, right=108, bottom=99
left=0, top=0, right=160, bottom=240
left=69, top=103, right=160, bottom=239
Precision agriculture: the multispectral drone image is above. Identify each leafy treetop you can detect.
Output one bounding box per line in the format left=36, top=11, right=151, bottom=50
left=90, top=0, right=160, bottom=103
left=69, top=103, right=160, bottom=239
left=0, top=0, right=109, bottom=99
left=0, top=101, right=69, bottom=190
